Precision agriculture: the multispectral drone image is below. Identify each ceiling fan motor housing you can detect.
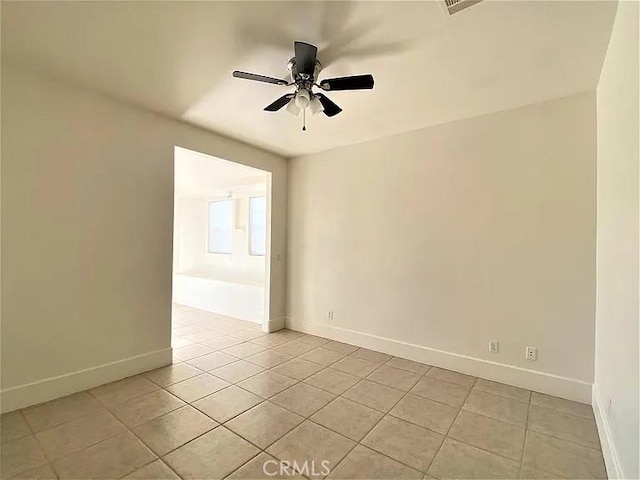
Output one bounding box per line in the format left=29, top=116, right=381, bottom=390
left=287, top=57, right=323, bottom=86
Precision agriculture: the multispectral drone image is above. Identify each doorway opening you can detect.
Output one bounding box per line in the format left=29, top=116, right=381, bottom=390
left=172, top=146, right=271, bottom=340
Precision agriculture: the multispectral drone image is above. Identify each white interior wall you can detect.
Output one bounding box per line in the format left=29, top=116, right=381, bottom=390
left=173, top=176, right=268, bottom=323
left=174, top=185, right=267, bottom=284
left=593, top=1, right=639, bottom=478
left=0, top=64, right=287, bottom=412
left=287, top=92, right=597, bottom=402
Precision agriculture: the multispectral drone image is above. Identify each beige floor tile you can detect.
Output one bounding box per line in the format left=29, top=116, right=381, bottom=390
left=323, top=341, right=359, bottom=355
left=366, top=365, right=421, bottom=391
left=226, top=402, right=304, bottom=448
left=187, top=351, right=239, bottom=371
left=164, top=427, right=259, bottom=479
left=123, top=460, right=180, bottom=479
left=211, top=360, right=265, bottom=383
left=386, top=357, right=431, bottom=375
left=246, top=350, right=295, bottom=368
left=271, top=358, right=325, bottom=381
left=173, top=326, right=205, bottom=337
left=301, top=347, right=347, bottom=366
left=311, top=397, right=384, bottom=441
left=305, top=368, right=359, bottom=395
left=1, top=436, right=48, bottom=478
left=230, top=329, right=269, bottom=341
left=35, top=409, right=126, bottom=460
left=522, top=431, right=606, bottom=479
left=297, top=335, right=331, bottom=348
left=9, top=462, right=57, bottom=479
left=251, top=334, right=294, bottom=348
left=267, top=421, right=355, bottom=479
left=1, top=412, right=32, bottom=443
left=202, top=335, right=245, bottom=350
left=132, top=405, right=217, bottom=455
left=390, top=394, right=458, bottom=434
left=228, top=452, right=305, bottom=479
left=193, top=385, right=263, bottom=423
left=530, top=392, right=594, bottom=419
left=474, top=378, right=531, bottom=403
left=328, top=444, right=423, bottom=479
left=425, top=367, right=476, bottom=388
left=343, top=379, right=405, bottom=413
left=448, top=410, right=525, bottom=461
left=238, top=371, right=297, bottom=398
left=171, top=337, right=194, bottom=348
left=144, top=363, right=202, bottom=387
left=331, top=356, right=379, bottom=378
left=183, top=330, right=223, bottom=343
left=270, top=383, right=336, bottom=417
left=52, top=431, right=155, bottom=479
left=362, top=416, right=443, bottom=472
left=463, top=390, right=529, bottom=427
left=22, top=392, right=105, bottom=434
left=272, top=340, right=317, bottom=357
left=173, top=344, right=214, bottom=361
left=90, top=376, right=160, bottom=407
left=410, top=376, right=471, bottom=408
left=520, top=465, right=566, bottom=479
left=223, top=342, right=268, bottom=358
left=428, top=438, right=521, bottom=479
left=528, top=405, right=601, bottom=449
left=109, top=390, right=185, bottom=428
left=165, top=373, right=230, bottom=403
left=349, top=348, right=393, bottom=364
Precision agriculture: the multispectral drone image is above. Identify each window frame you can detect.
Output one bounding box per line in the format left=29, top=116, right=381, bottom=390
left=207, top=199, right=233, bottom=255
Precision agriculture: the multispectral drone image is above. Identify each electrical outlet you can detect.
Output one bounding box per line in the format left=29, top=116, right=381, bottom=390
left=489, top=341, right=500, bottom=353
left=327, top=310, right=334, bottom=321
left=525, top=346, right=537, bottom=361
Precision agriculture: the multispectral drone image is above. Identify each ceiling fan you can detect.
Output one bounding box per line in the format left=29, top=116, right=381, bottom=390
left=232, top=41, right=374, bottom=130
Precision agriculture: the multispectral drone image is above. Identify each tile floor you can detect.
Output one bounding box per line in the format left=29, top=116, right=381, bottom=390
left=1, top=305, right=607, bottom=479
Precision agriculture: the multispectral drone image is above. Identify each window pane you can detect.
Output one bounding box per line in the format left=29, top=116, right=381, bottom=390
left=208, top=200, right=232, bottom=254
left=249, top=196, right=266, bottom=256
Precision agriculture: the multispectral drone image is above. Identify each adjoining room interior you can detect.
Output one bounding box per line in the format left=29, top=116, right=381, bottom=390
left=173, top=146, right=270, bottom=329
left=0, top=1, right=637, bottom=480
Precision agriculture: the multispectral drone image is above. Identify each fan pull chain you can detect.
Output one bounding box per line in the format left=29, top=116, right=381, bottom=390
left=302, top=108, right=306, bottom=131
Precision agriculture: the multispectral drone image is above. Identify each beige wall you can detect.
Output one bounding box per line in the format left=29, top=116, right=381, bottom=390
left=594, top=1, right=639, bottom=478
left=288, top=92, right=597, bottom=390
left=0, top=64, right=287, bottom=406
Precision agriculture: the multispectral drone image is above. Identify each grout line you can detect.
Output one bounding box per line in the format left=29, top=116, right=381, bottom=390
left=5, top=312, right=596, bottom=480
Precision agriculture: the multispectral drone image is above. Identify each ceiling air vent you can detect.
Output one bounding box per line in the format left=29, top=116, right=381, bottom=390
left=444, top=0, right=482, bottom=15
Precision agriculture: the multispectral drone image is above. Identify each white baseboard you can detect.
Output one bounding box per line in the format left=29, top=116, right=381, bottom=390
left=592, top=384, right=623, bottom=479
left=287, top=318, right=592, bottom=403
left=265, top=317, right=285, bottom=333
left=0, top=348, right=172, bottom=413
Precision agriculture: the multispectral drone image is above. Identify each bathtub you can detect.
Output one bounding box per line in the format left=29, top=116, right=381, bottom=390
left=172, top=271, right=265, bottom=324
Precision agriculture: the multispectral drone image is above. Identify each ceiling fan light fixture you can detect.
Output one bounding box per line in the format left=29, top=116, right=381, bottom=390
left=310, top=95, right=324, bottom=115
left=286, top=98, right=300, bottom=115
left=294, top=89, right=310, bottom=109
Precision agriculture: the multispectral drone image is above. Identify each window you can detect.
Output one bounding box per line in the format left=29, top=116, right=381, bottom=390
left=249, top=195, right=266, bottom=256
left=208, top=200, right=233, bottom=254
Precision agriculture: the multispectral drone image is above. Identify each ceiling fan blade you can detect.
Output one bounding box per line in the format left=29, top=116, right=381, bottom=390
left=264, top=94, right=294, bottom=112
left=233, top=71, right=288, bottom=85
left=294, top=41, right=318, bottom=76
left=316, top=93, right=342, bottom=117
left=320, top=74, right=374, bottom=91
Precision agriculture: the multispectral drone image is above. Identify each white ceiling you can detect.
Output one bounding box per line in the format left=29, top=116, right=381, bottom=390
left=2, top=1, right=616, bottom=158
left=174, top=147, right=267, bottom=197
